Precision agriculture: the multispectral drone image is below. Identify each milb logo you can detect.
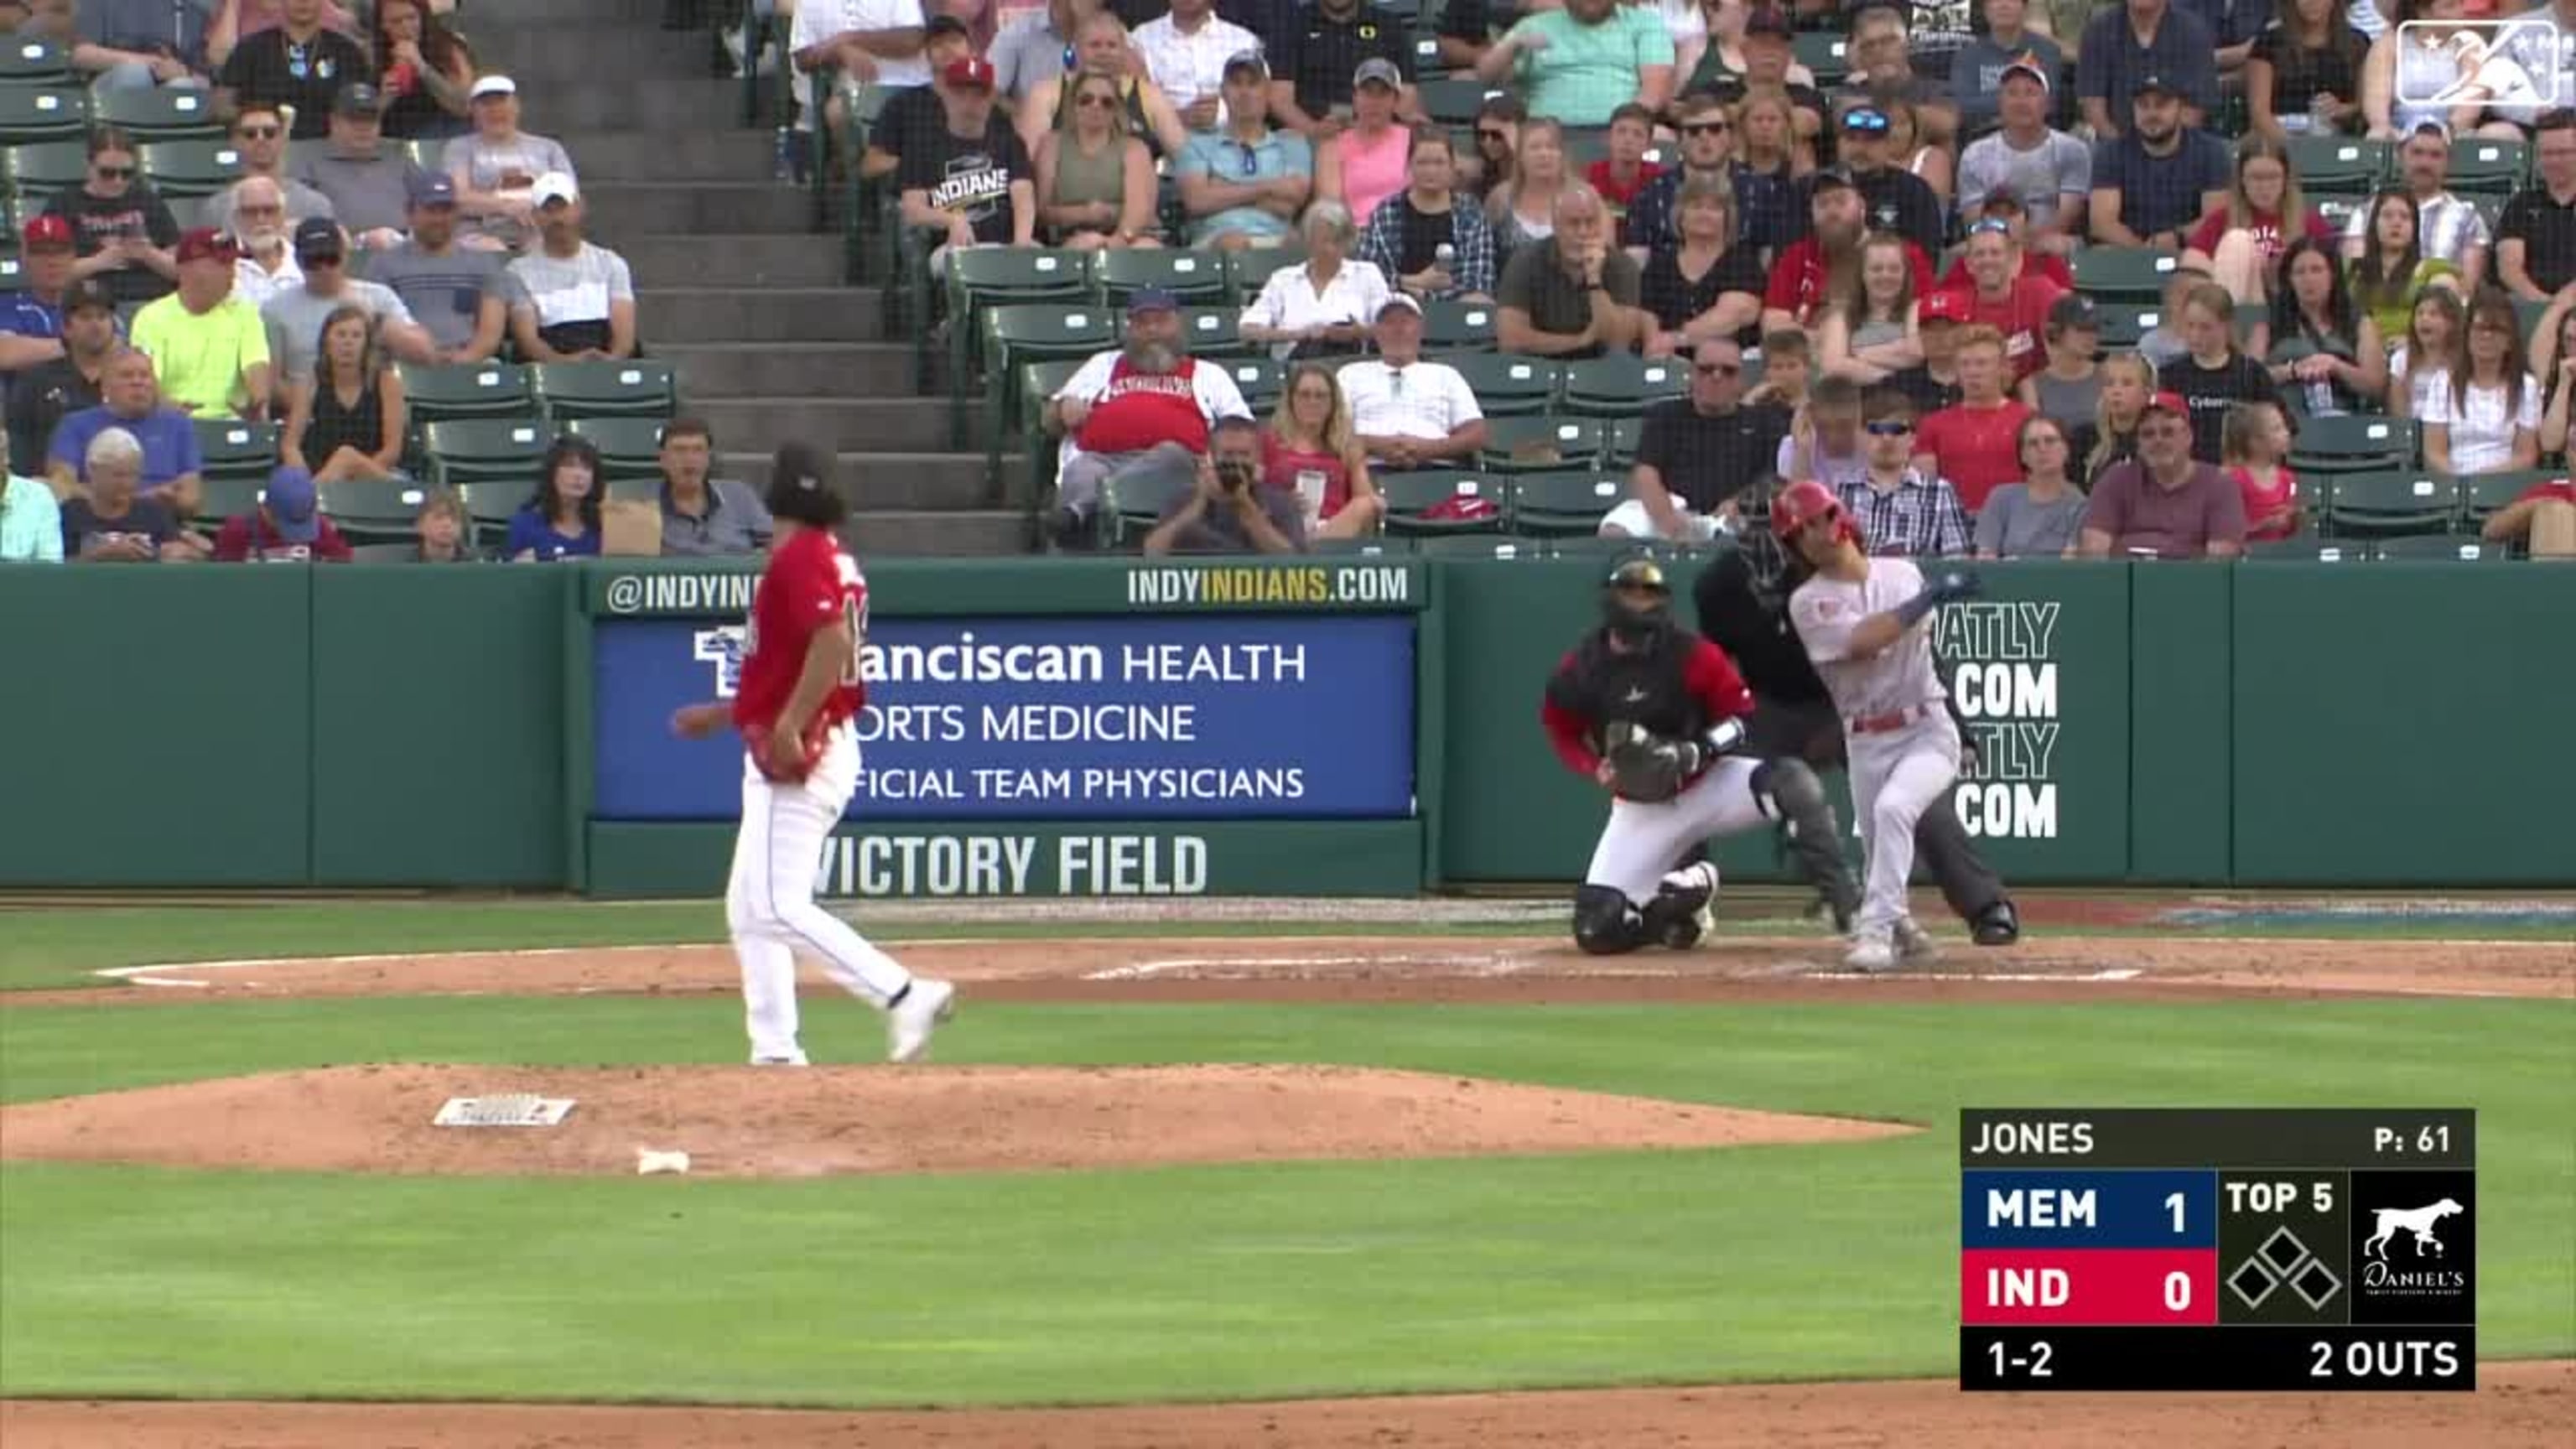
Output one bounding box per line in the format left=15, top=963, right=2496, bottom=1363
left=2395, top=22, right=2572, bottom=112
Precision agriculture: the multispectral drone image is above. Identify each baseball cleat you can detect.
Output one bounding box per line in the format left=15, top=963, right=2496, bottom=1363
left=1653, top=862, right=1720, bottom=949
left=1894, top=918, right=1940, bottom=963
left=886, top=978, right=958, bottom=1063
left=1972, top=901, right=2022, bottom=947
left=750, top=1053, right=809, bottom=1067
left=1845, top=934, right=1897, bottom=974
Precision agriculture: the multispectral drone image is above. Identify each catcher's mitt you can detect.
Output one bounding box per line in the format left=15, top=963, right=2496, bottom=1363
left=1602, top=723, right=1701, bottom=802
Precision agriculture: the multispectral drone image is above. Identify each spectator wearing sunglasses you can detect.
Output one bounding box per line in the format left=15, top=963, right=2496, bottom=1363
left=216, top=0, right=375, bottom=142
left=1938, top=218, right=2067, bottom=382
left=1830, top=387, right=1973, bottom=558
left=1599, top=336, right=1789, bottom=543
left=1622, top=91, right=1732, bottom=257
left=1789, top=106, right=1944, bottom=262
left=1175, top=52, right=1313, bottom=251
left=1940, top=194, right=2078, bottom=292
left=207, top=105, right=337, bottom=239
left=1462, top=91, right=1524, bottom=201
left=40, top=127, right=182, bottom=308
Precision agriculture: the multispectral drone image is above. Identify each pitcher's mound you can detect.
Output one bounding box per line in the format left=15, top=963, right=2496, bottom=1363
left=0, top=1064, right=1911, bottom=1178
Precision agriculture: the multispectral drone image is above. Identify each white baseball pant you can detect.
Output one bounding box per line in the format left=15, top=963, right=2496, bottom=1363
left=1846, top=714, right=1961, bottom=937
left=1582, top=756, right=1772, bottom=902
left=724, top=724, right=914, bottom=1062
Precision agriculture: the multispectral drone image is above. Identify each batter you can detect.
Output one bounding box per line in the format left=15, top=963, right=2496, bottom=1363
left=1540, top=557, right=1846, bottom=954
left=670, top=443, right=958, bottom=1064
left=1774, top=480, right=1985, bottom=973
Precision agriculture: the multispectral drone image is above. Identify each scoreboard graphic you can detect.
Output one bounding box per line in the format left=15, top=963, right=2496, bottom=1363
left=1959, top=1109, right=2476, bottom=1390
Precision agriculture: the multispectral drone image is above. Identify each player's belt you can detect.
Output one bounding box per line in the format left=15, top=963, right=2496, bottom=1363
left=1847, top=701, right=1941, bottom=735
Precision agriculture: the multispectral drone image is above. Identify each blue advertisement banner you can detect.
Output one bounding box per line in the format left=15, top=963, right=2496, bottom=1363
left=595, top=615, right=1417, bottom=821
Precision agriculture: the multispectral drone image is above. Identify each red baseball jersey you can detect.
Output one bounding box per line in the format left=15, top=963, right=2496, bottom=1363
left=733, top=527, right=868, bottom=737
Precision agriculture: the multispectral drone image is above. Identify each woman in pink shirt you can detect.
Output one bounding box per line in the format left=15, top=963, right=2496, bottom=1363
left=2181, top=134, right=2336, bottom=307
left=1315, top=60, right=1411, bottom=227
left=1261, top=361, right=1384, bottom=540
left=2220, top=398, right=2303, bottom=540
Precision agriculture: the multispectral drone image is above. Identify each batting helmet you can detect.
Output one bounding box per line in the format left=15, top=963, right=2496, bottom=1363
left=1769, top=479, right=1862, bottom=549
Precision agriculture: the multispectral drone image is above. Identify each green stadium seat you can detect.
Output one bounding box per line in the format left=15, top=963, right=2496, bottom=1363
left=320, top=476, right=434, bottom=543
left=1378, top=469, right=1509, bottom=534
left=1100, top=460, right=1193, bottom=548
left=2321, top=469, right=2459, bottom=537
left=2073, top=246, right=2185, bottom=303
left=944, top=248, right=1093, bottom=436
left=1309, top=534, right=1415, bottom=556
left=91, top=86, right=223, bottom=141
left=193, top=419, right=278, bottom=484
left=2090, top=302, right=2162, bottom=348
left=1413, top=77, right=1498, bottom=125
left=0, top=88, right=86, bottom=145
left=1793, top=32, right=1849, bottom=86
left=398, top=361, right=534, bottom=423
left=0, top=37, right=74, bottom=85
left=2444, top=138, right=2527, bottom=195
left=1223, top=245, right=1307, bottom=301
left=2283, top=137, right=2386, bottom=195
left=2290, top=415, right=2417, bottom=474
left=1603, top=414, right=1642, bottom=465
left=402, top=138, right=444, bottom=173
left=1094, top=247, right=1228, bottom=305
left=532, top=361, right=676, bottom=419
left=1479, top=415, right=1603, bottom=471
left=2371, top=532, right=2512, bottom=561
left=138, top=138, right=246, bottom=199
left=2511, top=297, right=2550, bottom=348
left=559, top=416, right=670, bottom=481
left=2245, top=534, right=2370, bottom=561
left=1014, top=356, right=1088, bottom=507
left=2459, top=469, right=2558, bottom=525
left=422, top=418, right=549, bottom=491
left=1440, top=352, right=1561, bottom=416
left=1509, top=468, right=1628, bottom=535
left=8, top=138, right=89, bottom=195
left=454, top=478, right=535, bottom=525
left=1420, top=298, right=1497, bottom=351
left=1560, top=355, right=1685, bottom=415
left=1217, top=356, right=1281, bottom=413
left=2311, top=195, right=2368, bottom=240
left=194, top=470, right=267, bottom=522
left=1167, top=305, right=1250, bottom=360
left=981, top=302, right=1119, bottom=481
left=1415, top=532, right=1545, bottom=558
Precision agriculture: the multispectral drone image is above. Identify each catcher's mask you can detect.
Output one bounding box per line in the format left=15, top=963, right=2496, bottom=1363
left=1768, top=479, right=1862, bottom=558
left=1602, top=555, right=1675, bottom=647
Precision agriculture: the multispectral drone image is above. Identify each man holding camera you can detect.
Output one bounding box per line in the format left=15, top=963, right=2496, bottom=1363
left=1141, top=415, right=1306, bottom=556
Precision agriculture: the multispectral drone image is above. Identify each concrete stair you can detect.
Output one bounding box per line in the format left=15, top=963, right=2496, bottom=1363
left=464, top=6, right=1025, bottom=554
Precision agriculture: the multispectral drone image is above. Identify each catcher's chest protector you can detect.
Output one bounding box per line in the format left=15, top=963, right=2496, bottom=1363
left=1553, top=633, right=1709, bottom=750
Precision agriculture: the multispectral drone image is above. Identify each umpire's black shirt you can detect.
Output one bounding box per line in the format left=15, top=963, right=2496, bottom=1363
left=1694, top=563, right=1831, bottom=708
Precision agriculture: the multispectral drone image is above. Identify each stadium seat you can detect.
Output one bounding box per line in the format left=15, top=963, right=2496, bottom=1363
left=194, top=470, right=267, bottom=522
left=1100, top=460, right=1194, bottom=548
left=1415, top=532, right=1545, bottom=558
left=2459, top=469, right=2559, bottom=526
left=421, top=418, right=549, bottom=490
left=2511, top=296, right=2550, bottom=347
left=2321, top=470, right=2459, bottom=537
left=320, top=477, right=433, bottom=543
left=1218, top=357, right=1282, bottom=413
left=402, top=139, right=443, bottom=172
left=2090, top=303, right=2160, bottom=349
left=2283, top=137, right=2386, bottom=196
left=0, top=87, right=86, bottom=145
left=1013, top=356, right=1087, bottom=507
left=398, top=361, right=535, bottom=423
left=8, top=138, right=88, bottom=195
left=90, top=86, right=223, bottom=141
left=2290, top=415, right=2418, bottom=474
left=193, top=419, right=278, bottom=485
left=1223, top=245, right=1307, bottom=301
left=1439, top=352, right=1561, bottom=416
left=2372, top=532, right=2512, bottom=561
left=559, top=416, right=670, bottom=481
left=454, top=479, right=534, bottom=526
left=1793, top=32, right=1849, bottom=86
left=136, top=138, right=245, bottom=198
left=532, top=361, right=676, bottom=419
left=1094, top=247, right=1228, bottom=305
left=2073, top=247, right=2184, bottom=303
left=1414, top=77, right=1499, bottom=125
left=1420, top=299, right=1497, bottom=351
left=0, top=37, right=73, bottom=85
left=1509, top=469, right=1628, bottom=535
left=1479, top=415, right=1602, bottom=471
left=943, top=247, right=1093, bottom=424
left=2245, top=534, right=2369, bottom=561
left=1603, top=415, right=1642, bottom=465
left=1378, top=469, right=1509, bottom=534
left=980, top=302, right=1119, bottom=477
left=1309, top=534, right=1414, bottom=556
left=1168, top=305, right=1251, bottom=360
left=1560, top=355, right=1685, bottom=415
left=2444, top=139, right=2527, bottom=195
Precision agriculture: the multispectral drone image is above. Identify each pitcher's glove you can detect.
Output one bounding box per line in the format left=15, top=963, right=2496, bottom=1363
left=1603, top=723, right=1700, bottom=802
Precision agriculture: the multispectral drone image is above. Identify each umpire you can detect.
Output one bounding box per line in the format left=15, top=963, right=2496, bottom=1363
left=1690, top=528, right=2022, bottom=946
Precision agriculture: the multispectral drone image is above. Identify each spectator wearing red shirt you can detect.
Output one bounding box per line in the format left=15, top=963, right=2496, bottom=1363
left=2179, top=132, right=2334, bottom=307
left=210, top=465, right=352, bottom=562
left=1763, top=170, right=1930, bottom=333
left=1939, top=218, right=2064, bottom=384
left=2219, top=398, right=2303, bottom=543
left=1912, top=325, right=2033, bottom=514
left=1586, top=103, right=1665, bottom=210
left=1939, top=192, right=2076, bottom=293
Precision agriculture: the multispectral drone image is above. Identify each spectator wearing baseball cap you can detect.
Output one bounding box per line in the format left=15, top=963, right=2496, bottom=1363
left=1314, top=58, right=1412, bottom=226
left=362, top=171, right=515, bottom=365
left=1477, top=0, right=1675, bottom=128
left=8, top=280, right=122, bottom=477
left=1175, top=52, right=1317, bottom=252
left=2077, top=0, right=2218, bottom=137
left=1044, top=285, right=1253, bottom=544
left=1134, top=0, right=1264, bottom=135
left=0, top=216, right=87, bottom=382
left=262, top=217, right=436, bottom=389
left=291, top=81, right=431, bottom=251
left=1949, top=1, right=2064, bottom=137
left=898, top=57, right=1038, bottom=276
left=1883, top=286, right=1971, bottom=415
left=2078, top=388, right=2248, bottom=558
left=1268, top=0, right=1415, bottom=139
left=2087, top=75, right=2231, bottom=252
left=39, top=128, right=183, bottom=308
left=1336, top=293, right=1489, bottom=469
left=210, top=465, right=352, bottom=562
left=2021, top=293, right=2106, bottom=444
left=1957, top=58, right=2092, bottom=253
left=130, top=229, right=273, bottom=419
left=506, top=174, right=641, bottom=362
left=216, top=0, right=377, bottom=141
left=1789, top=104, right=1944, bottom=262
left=442, top=75, right=579, bottom=252
left=859, top=14, right=978, bottom=182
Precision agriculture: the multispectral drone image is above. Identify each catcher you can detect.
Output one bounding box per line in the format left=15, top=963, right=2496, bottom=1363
left=1540, top=555, right=1853, bottom=954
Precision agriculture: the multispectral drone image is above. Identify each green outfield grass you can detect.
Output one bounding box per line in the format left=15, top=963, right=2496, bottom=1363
left=3, top=989, right=2568, bottom=1407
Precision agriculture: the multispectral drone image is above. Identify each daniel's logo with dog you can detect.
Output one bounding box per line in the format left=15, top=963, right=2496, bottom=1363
left=2351, top=1173, right=2475, bottom=1318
